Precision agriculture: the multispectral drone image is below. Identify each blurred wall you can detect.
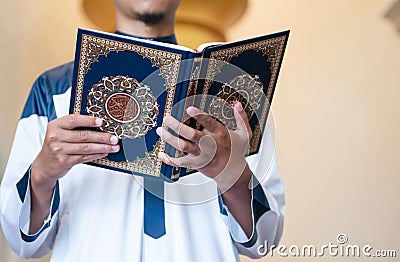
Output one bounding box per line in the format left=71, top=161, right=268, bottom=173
left=229, top=1, right=400, bottom=261
left=1, top=0, right=399, bottom=261
left=0, top=1, right=93, bottom=261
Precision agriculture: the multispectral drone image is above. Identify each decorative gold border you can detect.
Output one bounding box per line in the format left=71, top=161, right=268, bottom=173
left=73, top=33, right=182, bottom=177
left=182, top=57, right=202, bottom=124
left=170, top=57, right=203, bottom=178
left=200, top=35, right=287, bottom=153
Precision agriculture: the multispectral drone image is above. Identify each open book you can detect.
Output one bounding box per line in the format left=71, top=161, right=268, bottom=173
left=69, top=28, right=289, bottom=181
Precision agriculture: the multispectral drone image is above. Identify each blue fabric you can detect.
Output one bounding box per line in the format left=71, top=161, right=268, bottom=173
left=21, top=62, right=73, bottom=121
left=16, top=169, right=60, bottom=243
left=16, top=169, right=30, bottom=202
left=17, top=62, right=71, bottom=242
left=20, top=221, right=51, bottom=243
left=143, top=178, right=166, bottom=239
left=20, top=182, right=60, bottom=243
left=217, top=194, right=228, bottom=216
left=217, top=173, right=270, bottom=247
left=20, top=76, right=53, bottom=120
left=240, top=175, right=270, bottom=248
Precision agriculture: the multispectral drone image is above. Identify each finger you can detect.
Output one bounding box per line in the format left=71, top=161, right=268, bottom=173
left=186, top=106, right=221, bottom=133
left=233, top=102, right=252, bottom=138
left=58, top=129, right=118, bottom=145
left=163, top=115, right=202, bottom=143
left=68, top=153, right=109, bottom=165
left=156, top=127, right=200, bottom=155
left=158, top=135, right=217, bottom=169
left=158, top=152, right=193, bottom=168
left=62, top=143, right=120, bottom=155
left=57, top=114, right=103, bottom=130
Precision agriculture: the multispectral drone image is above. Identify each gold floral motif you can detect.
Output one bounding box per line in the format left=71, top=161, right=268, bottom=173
left=201, top=36, right=287, bottom=109
left=128, top=140, right=162, bottom=175
left=87, top=75, right=159, bottom=139
left=82, top=38, right=125, bottom=75
left=92, top=140, right=163, bottom=176
left=208, top=74, right=263, bottom=130
left=201, top=35, right=287, bottom=153
left=181, top=57, right=202, bottom=129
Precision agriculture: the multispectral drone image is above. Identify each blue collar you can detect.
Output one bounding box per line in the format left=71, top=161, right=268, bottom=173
left=115, top=30, right=177, bottom=45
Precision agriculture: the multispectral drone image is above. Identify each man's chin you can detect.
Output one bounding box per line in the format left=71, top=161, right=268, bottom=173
left=135, top=12, right=165, bottom=26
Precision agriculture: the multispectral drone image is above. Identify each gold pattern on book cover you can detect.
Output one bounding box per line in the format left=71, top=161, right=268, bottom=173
left=201, top=35, right=287, bottom=153
left=87, top=75, right=159, bottom=139
left=171, top=57, right=203, bottom=177
left=73, top=34, right=182, bottom=177
left=208, top=74, right=263, bottom=130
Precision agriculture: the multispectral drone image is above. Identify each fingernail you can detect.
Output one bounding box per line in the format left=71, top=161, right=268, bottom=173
left=95, top=118, right=103, bottom=126
left=163, top=115, right=172, bottom=125
left=158, top=152, right=165, bottom=160
left=110, top=135, right=118, bottom=144
left=186, top=106, right=196, bottom=116
left=234, top=102, right=243, bottom=111
left=112, top=145, right=119, bottom=152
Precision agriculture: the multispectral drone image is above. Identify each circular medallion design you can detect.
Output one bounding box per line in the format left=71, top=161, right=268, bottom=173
left=208, top=74, right=263, bottom=130
left=86, top=75, right=159, bottom=139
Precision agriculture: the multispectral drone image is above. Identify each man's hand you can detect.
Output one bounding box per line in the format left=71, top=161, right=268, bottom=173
left=156, top=102, right=252, bottom=192
left=29, top=114, right=119, bottom=234
left=157, top=102, right=254, bottom=236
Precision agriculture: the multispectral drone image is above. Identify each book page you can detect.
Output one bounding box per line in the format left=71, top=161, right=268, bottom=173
left=85, top=28, right=196, bottom=53
left=196, top=42, right=224, bottom=52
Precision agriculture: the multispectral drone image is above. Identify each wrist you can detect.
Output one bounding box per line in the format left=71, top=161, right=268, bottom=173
left=217, top=161, right=251, bottom=195
left=31, top=161, right=57, bottom=193
left=29, top=160, right=58, bottom=235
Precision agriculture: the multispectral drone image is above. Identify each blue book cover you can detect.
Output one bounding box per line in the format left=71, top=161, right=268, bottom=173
left=70, top=28, right=289, bottom=181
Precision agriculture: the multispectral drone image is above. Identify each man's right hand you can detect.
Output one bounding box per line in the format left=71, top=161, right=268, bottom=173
left=29, top=114, right=119, bottom=234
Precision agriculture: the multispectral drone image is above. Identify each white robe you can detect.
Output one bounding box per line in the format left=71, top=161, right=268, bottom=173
left=0, top=63, right=285, bottom=261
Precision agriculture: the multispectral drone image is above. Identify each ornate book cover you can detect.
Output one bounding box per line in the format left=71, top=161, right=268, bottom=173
left=70, top=28, right=289, bottom=181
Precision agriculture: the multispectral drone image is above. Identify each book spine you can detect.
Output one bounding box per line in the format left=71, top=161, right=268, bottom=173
left=163, top=51, right=194, bottom=182
left=70, top=29, right=84, bottom=115
left=172, top=52, right=204, bottom=179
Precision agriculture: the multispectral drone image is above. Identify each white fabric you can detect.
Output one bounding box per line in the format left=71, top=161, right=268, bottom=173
left=0, top=88, right=285, bottom=261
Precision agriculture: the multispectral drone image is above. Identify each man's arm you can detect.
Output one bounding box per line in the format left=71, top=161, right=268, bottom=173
left=0, top=71, right=120, bottom=258
left=219, top=164, right=253, bottom=237
left=157, top=102, right=254, bottom=235
left=29, top=114, right=120, bottom=234
left=157, top=102, right=285, bottom=258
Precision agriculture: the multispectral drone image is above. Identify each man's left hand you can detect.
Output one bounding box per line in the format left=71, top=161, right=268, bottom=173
left=156, top=102, right=252, bottom=192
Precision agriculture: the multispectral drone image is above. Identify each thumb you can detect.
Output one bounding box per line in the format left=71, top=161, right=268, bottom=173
left=233, top=102, right=252, bottom=138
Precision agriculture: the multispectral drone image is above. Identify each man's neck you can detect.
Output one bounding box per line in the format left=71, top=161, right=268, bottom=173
left=115, top=13, right=175, bottom=38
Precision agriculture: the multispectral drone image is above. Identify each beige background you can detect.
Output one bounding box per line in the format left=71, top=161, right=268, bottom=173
left=1, top=0, right=399, bottom=261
